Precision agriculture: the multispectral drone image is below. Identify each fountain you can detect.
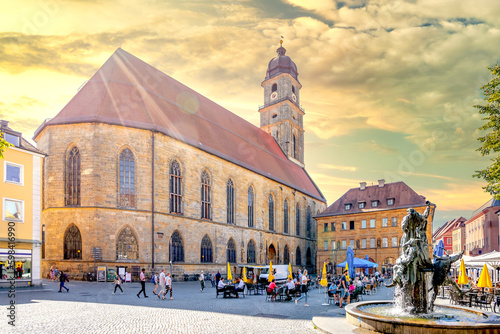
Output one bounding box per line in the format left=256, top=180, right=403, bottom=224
left=345, top=201, right=500, bottom=333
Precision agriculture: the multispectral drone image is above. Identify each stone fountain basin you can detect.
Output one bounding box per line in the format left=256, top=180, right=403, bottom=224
left=346, top=300, right=500, bottom=334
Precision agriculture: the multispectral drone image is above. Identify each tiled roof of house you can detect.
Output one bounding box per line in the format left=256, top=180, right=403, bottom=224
left=33, top=48, right=325, bottom=202
left=470, top=198, right=500, bottom=219
left=316, top=180, right=426, bottom=217
left=1, top=120, right=44, bottom=155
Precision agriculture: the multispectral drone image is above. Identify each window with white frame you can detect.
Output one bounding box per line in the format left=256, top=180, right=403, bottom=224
left=342, top=221, right=347, bottom=230
left=4, top=162, right=23, bottom=185
left=370, top=238, right=375, bottom=248
left=342, top=240, right=347, bottom=249
left=350, top=239, right=355, bottom=249
left=324, top=241, right=328, bottom=250
left=345, top=203, right=352, bottom=210
left=392, top=237, right=398, bottom=247
left=3, top=198, right=23, bottom=222
left=383, top=237, right=388, bottom=248
left=370, top=219, right=375, bottom=228
left=361, top=220, right=366, bottom=229
left=387, top=198, right=394, bottom=206
left=362, top=239, right=367, bottom=249
left=358, top=202, right=365, bottom=209
left=332, top=240, right=336, bottom=250
left=392, top=217, right=397, bottom=227
left=382, top=218, right=388, bottom=227
left=371, top=200, right=378, bottom=207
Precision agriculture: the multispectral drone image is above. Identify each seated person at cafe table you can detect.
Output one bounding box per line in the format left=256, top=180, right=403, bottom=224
left=328, top=280, right=338, bottom=304
left=267, top=279, right=278, bottom=302
left=235, top=277, right=245, bottom=297
left=218, top=277, right=236, bottom=297
left=285, top=278, right=297, bottom=301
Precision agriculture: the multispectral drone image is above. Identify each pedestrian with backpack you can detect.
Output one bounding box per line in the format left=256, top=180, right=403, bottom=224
left=112, top=273, right=124, bottom=294
left=58, top=271, right=69, bottom=292
left=158, top=269, right=166, bottom=300
left=152, top=272, right=159, bottom=295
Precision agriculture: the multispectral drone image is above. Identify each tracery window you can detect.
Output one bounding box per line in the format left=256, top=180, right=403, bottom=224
left=306, top=206, right=311, bottom=238
left=284, top=245, right=290, bottom=264
left=247, top=240, right=256, bottom=264
left=116, top=226, right=138, bottom=260
left=306, top=247, right=312, bottom=266
left=295, top=246, right=301, bottom=266
left=201, top=234, right=213, bottom=263
left=296, top=204, right=300, bottom=236
left=119, top=149, right=135, bottom=207
left=65, top=146, right=81, bottom=206
left=201, top=171, right=211, bottom=220
left=63, top=224, right=82, bottom=259
left=227, top=238, right=236, bottom=263
left=248, top=186, right=254, bottom=227
left=269, top=194, right=275, bottom=231
left=283, top=199, right=289, bottom=234
left=170, top=160, right=182, bottom=214
left=227, top=179, right=235, bottom=224
left=170, top=231, right=184, bottom=262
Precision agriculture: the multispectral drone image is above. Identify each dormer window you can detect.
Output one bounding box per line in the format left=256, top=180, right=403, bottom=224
left=344, top=203, right=352, bottom=211
left=358, top=202, right=365, bottom=209
left=387, top=198, right=395, bottom=206
left=371, top=200, right=379, bottom=208
left=4, top=133, right=19, bottom=147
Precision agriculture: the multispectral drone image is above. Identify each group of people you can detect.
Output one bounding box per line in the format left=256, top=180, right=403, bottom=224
left=327, top=271, right=381, bottom=307
left=217, top=276, right=246, bottom=298
left=265, top=269, right=311, bottom=306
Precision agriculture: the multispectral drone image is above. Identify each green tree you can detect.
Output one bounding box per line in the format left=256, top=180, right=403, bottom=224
left=474, top=64, right=500, bottom=198
left=0, top=131, right=12, bottom=159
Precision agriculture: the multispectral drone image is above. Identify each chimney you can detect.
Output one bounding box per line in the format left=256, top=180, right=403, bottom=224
left=360, top=182, right=367, bottom=190
left=378, top=179, right=385, bottom=187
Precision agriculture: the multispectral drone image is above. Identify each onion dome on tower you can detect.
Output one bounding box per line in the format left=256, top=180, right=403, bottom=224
left=265, top=41, right=299, bottom=82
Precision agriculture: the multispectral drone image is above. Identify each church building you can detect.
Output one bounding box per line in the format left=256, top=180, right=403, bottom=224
left=34, top=45, right=326, bottom=279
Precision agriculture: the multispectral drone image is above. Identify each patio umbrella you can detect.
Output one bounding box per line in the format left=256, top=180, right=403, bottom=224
left=457, top=258, right=469, bottom=285
left=320, top=262, right=328, bottom=287
left=227, top=262, right=232, bottom=281
left=346, top=247, right=354, bottom=280
left=345, top=262, right=350, bottom=282
left=288, top=263, right=293, bottom=280
left=433, top=240, right=445, bottom=257
left=477, top=263, right=492, bottom=289
left=268, top=261, right=274, bottom=282
left=242, top=266, right=247, bottom=283
left=365, top=255, right=370, bottom=275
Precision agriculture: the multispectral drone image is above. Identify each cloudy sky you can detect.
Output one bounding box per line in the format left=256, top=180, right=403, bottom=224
left=2, top=0, right=499, bottom=231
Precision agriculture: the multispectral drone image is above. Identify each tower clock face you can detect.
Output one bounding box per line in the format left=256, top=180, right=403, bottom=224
left=270, top=91, right=278, bottom=100
left=292, top=93, right=297, bottom=102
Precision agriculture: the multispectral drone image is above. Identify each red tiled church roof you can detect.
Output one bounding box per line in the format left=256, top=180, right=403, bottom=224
left=34, top=48, right=325, bottom=202
left=317, top=181, right=426, bottom=217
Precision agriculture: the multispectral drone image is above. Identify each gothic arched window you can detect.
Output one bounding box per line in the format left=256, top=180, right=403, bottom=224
left=284, top=199, right=289, bottom=234
left=293, top=134, right=297, bottom=159
left=306, top=247, right=312, bottom=266
left=201, top=234, right=213, bottom=263
left=170, top=160, right=182, bottom=214
left=201, top=171, right=211, bottom=220
left=65, top=146, right=81, bottom=206
left=296, top=204, right=300, bottom=236
left=119, top=148, right=135, bottom=207
left=248, top=186, right=254, bottom=227
left=116, top=226, right=138, bottom=260
left=306, top=206, right=311, bottom=238
left=170, top=231, right=184, bottom=263
left=269, top=194, right=275, bottom=231
left=284, top=245, right=290, bottom=264
left=63, top=224, right=82, bottom=259
left=227, top=179, right=235, bottom=224
left=292, top=86, right=295, bottom=94
left=295, top=246, right=302, bottom=266
left=272, top=83, right=277, bottom=92
left=247, top=240, right=256, bottom=264
left=227, top=238, right=236, bottom=263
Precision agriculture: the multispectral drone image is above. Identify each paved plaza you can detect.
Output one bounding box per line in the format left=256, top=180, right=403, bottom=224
left=1, top=279, right=394, bottom=333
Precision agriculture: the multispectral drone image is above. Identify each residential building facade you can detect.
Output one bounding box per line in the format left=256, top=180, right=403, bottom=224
left=465, top=198, right=500, bottom=256
left=451, top=220, right=467, bottom=254
left=315, top=180, right=434, bottom=276
left=0, top=120, right=44, bottom=286
left=433, top=217, right=466, bottom=254
left=34, top=47, right=326, bottom=280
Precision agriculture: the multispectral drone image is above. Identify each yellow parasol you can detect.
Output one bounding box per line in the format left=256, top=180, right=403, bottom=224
left=288, top=263, right=293, bottom=280
left=242, top=266, right=247, bottom=283
left=320, top=262, right=328, bottom=287
left=477, top=263, right=492, bottom=288
left=268, top=261, right=274, bottom=282
left=227, top=262, right=232, bottom=281
left=345, top=262, right=350, bottom=282
left=457, top=258, right=469, bottom=285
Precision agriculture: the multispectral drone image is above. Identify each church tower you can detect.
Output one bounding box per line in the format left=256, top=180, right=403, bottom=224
left=259, top=41, right=304, bottom=166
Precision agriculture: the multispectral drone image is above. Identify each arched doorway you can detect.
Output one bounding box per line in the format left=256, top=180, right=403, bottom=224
left=268, top=244, right=276, bottom=262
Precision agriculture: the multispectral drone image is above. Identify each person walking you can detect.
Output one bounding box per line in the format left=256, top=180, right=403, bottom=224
left=339, top=269, right=349, bottom=308
left=137, top=268, right=148, bottom=298
left=112, top=273, right=124, bottom=294
left=210, top=271, right=215, bottom=288
left=54, top=268, right=59, bottom=281
left=58, top=271, right=69, bottom=292
left=199, top=271, right=205, bottom=292
left=215, top=270, right=221, bottom=286
left=49, top=266, right=55, bottom=281
left=158, top=269, right=166, bottom=300
left=165, top=272, right=173, bottom=299
left=152, top=272, right=159, bottom=295
left=295, top=269, right=309, bottom=306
